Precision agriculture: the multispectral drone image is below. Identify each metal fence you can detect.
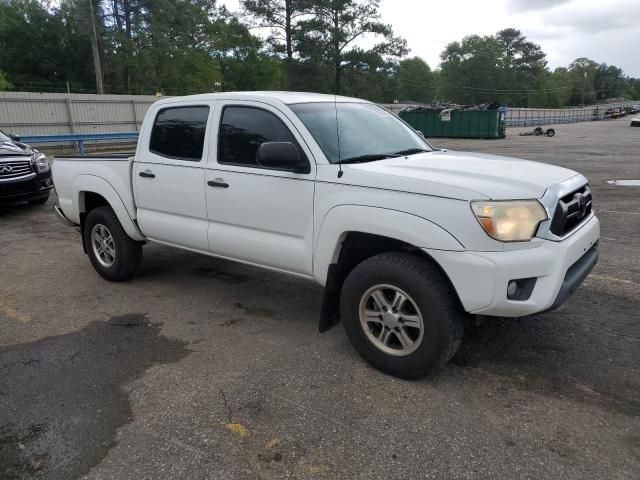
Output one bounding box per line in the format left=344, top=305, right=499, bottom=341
left=0, top=91, right=158, bottom=136
left=1, top=93, right=638, bottom=152
left=504, top=103, right=638, bottom=127
left=381, top=102, right=639, bottom=128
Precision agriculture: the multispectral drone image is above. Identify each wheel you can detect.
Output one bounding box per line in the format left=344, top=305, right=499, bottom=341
left=340, top=252, right=465, bottom=379
left=28, top=193, right=49, bottom=205
left=545, top=128, right=556, bottom=137
left=83, top=206, right=142, bottom=281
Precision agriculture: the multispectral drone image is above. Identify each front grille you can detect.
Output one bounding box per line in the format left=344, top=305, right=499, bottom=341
left=0, top=159, right=33, bottom=180
left=550, top=184, right=593, bottom=236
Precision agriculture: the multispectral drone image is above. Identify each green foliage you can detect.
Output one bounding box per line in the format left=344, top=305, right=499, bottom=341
left=242, top=0, right=313, bottom=61
left=297, top=0, right=407, bottom=94
left=0, top=0, right=94, bottom=90
left=0, top=1, right=637, bottom=105
left=396, top=57, right=433, bottom=102
left=0, top=70, right=11, bottom=90
left=439, top=29, right=548, bottom=106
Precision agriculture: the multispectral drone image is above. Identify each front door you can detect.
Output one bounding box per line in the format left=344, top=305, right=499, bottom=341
left=134, top=103, right=213, bottom=251
left=205, top=102, right=316, bottom=276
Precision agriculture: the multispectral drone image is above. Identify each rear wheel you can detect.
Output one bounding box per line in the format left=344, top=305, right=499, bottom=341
left=84, top=206, right=142, bottom=281
left=341, top=252, right=464, bottom=379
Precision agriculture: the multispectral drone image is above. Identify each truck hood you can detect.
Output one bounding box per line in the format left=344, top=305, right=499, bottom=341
left=345, top=150, right=577, bottom=200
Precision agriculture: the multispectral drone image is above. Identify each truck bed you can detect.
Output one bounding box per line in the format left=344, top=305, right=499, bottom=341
left=52, top=154, right=137, bottom=226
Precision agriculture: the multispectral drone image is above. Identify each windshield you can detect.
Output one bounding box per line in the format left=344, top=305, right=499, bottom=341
left=290, top=102, right=431, bottom=164
left=0, top=130, right=11, bottom=142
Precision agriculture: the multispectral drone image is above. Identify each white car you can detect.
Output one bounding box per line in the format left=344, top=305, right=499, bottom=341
left=52, top=92, right=599, bottom=378
left=631, top=116, right=640, bottom=126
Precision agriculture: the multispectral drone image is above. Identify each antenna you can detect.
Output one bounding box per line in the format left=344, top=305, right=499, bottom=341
left=334, top=94, right=343, bottom=178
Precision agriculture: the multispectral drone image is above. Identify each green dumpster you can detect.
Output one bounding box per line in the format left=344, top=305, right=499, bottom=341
left=399, top=109, right=506, bottom=139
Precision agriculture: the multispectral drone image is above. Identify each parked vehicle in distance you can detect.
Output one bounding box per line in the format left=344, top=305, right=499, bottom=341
left=52, top=92, right=600, bottom=378
left=0, top=129, right=52, bottom=205
left=630, top=116, right=640, bottom=127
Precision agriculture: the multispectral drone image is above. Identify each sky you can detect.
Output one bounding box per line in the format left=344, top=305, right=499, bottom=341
left=220, top=0, right=640, bottom=77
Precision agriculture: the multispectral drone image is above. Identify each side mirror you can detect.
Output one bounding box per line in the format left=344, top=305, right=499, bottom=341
left=9, top=133, right=20, bottom=142
left=256, top=142, right=310, bottom=174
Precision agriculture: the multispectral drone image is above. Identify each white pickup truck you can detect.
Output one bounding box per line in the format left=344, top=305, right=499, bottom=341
left=52, top=92, right=599, bottom=378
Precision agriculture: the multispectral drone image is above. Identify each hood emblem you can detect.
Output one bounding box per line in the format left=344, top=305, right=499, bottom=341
left=0, top=165, right=14, bottom=174
left=575, top=192, right=587, bottom=218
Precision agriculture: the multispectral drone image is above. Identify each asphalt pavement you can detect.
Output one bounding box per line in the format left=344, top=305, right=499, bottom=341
left=1, top=118, right=638, bottom=479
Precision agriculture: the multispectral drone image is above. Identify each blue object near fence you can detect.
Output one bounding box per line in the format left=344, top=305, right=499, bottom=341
left=18, top=132, right=139, bottom=154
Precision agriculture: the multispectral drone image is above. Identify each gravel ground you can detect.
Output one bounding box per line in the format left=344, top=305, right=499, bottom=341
left=1, top=118, right=638, bottom=480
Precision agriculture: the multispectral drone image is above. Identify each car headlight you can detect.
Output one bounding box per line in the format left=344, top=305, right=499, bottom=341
left=31, top=153, right=50, bottom=173
left=471, top=200, right=547, bottom=242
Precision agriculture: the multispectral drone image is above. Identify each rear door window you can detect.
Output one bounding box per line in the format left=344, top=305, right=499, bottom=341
left=149, top=106, right=210, bottom=161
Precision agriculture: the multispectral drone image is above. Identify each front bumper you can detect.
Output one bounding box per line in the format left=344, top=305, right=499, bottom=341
left=0, top=171, right=53, bottom=204
left=427, top=214, right=600, bottom=317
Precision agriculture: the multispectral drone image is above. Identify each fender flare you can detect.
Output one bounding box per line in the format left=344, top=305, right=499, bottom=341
left=313, top=204, right=464, bottom=286
left=72, top=175, right=145, bottom=241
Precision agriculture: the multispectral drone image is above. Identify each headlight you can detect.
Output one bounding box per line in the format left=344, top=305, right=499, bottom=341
left=471, top=200, right=547, bottom=242
left=31, top=153, right=50, bottom=173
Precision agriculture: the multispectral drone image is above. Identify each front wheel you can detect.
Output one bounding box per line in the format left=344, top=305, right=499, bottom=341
left=341, top=252, right=464, bottom=379
left=83, top=206, right=142, bottom=282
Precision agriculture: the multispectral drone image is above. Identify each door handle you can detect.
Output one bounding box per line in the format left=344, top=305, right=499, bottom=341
left=207, top=179, right=229, bottom=188
left=139, top=170, right=155, bottom=179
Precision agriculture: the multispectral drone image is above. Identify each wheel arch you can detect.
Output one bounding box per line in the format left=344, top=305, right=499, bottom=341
left=315, top=205, right=465, bottom=332
left=73, top=175, right=145, bottom=244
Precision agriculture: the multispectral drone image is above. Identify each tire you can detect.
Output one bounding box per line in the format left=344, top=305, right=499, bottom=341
left=340, top=252, right=465, bottom=379
left=83, top=206, right=142, bottom=282
left=28, top=193, right=49, bottom=205
left=545, top=128, right=556, bottom=137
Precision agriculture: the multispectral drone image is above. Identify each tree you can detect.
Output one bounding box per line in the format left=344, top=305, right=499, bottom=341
left=0, top=70, right=11, bottom=90
left=593, top=63, right=626, bottom=101
left=545, top=67, right=572, bottom=108
left=439, top=34, right=504, bottom=104
left=206, top=11, right=285, bottom=91
left=568, top=57, right=598, bottom=106
left=0, top=0, right=94, bottom=90
left=395, top=57, right=433, bottom=102
left=439, top=29, right=548, bottom=106
left=495, top=28, right=547, bottom=106
left=241, top=0, right=312, bottom=60
left=299, top=0, right=407, bottom=94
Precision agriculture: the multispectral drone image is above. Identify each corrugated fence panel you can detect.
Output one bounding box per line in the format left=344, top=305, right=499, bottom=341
left=0, top=91, right=159, bottom=136
left=2, top=94, right=638, bottom=138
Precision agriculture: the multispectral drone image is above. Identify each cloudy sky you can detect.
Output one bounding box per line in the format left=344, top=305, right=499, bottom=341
left=221, top=0, right=640, bottom=76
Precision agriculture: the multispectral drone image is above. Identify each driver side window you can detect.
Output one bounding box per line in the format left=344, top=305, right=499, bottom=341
left=218, top=106, right=305, bottom=167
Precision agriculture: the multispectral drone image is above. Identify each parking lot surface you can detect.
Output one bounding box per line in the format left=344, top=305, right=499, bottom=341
left=1, top=118, right=638, bottom=479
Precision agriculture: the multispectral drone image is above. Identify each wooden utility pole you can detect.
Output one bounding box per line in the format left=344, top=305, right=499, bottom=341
left=88, top=0, right=104, bottom=94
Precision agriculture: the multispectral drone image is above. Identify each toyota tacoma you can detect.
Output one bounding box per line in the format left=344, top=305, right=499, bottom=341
left=51, top=92, right=599, bottom=378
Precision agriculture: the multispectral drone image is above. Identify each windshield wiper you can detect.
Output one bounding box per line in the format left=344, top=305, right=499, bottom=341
left=338, top=153, right=400, bottom=164
left=393, top=148, right=431, bottom=156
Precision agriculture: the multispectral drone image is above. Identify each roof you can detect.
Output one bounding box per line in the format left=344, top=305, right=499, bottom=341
left=153, top=91, right=369, bottom=106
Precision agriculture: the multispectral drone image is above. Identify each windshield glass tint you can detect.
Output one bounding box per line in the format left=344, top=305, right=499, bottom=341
left=290, top=102, right=429, bottom=163
left=0, top=130, right=11, bottom=142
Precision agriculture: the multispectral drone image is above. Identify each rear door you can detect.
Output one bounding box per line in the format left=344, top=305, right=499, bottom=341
left=133, top=103, right=213, bottom=251
left=205, top=101, right=316, bottom=276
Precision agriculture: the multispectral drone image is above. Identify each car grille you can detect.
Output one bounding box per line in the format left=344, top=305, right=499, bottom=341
left=0, top=159, right=33, bottom=180
left=549, top=184, right=593, bottom=237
